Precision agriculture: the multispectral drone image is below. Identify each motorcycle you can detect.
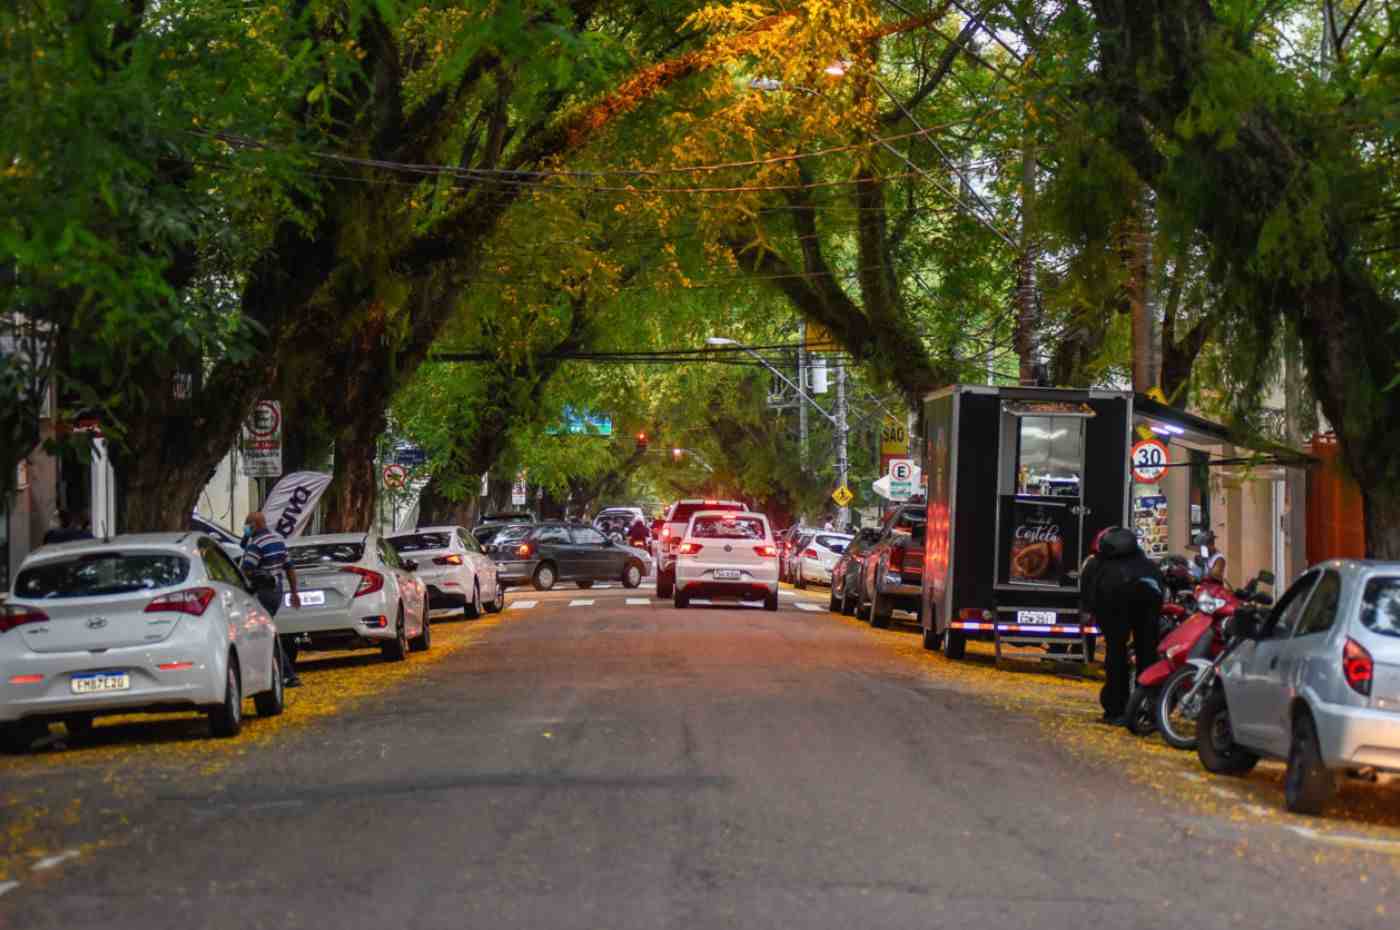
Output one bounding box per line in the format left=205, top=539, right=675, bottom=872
left=1148, top=571, right=1274, bottom=749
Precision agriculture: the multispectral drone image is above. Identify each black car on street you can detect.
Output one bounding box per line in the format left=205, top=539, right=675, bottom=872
left=491, top=522, right=649, bottom=591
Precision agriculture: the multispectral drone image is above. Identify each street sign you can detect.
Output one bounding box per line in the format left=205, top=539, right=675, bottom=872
left=880, top=417, right=908, bottom=456
left=511, top=473, right=527, bottom=506
left=241, top=400, right=282, bottom=478
left=831, top=484, right=854, bottom=507
left=888, top=458, right=914, bottom=482
left=382, top=463, right=409, bottom=489
left=1130, top=438, right=1169, bottom=484
left=394, top=445, right=427, bottom=467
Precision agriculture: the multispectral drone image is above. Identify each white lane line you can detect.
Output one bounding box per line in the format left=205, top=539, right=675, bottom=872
left=0, top=881, right=19, bottom=897
left=569, top=599, right=595, bottom=607
left=691, top=599, right=713, bottom=606
left=1286, top=824, right=1400, bottom=855
left=795, top=603, right=821, bottom=612
left=32, top=850, right=80, bottom=871
left=1208, top=787, right=1240, bottom=800
left=509, top=600, right=538, bottom=610
left=780, top=591, right=797, bottom=599
left=626, top=598, right=651, bottom=606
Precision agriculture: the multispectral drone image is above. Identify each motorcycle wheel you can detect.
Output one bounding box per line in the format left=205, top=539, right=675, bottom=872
left=1155, top=666, right=1205, bottom=750
left=1125, top=686, right=1158, bottom=736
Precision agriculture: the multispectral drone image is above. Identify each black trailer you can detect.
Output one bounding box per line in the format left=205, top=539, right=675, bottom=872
left=918, top=386, right=1132, bottom=660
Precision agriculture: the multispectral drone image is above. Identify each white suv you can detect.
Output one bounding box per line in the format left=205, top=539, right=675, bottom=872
left=655, top=499, right=748, bottom=598
left=672, top=511, right=779, bottom=611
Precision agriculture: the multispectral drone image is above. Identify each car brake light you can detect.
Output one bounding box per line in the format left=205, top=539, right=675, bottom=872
left=515, top=542, right=534, bottom=558
left=0, top=605, right=49, bottom=633
left=433, top=554, right=464, bottom=566
left=889, top=547, right=904, bottom=571
left=144, top=588, right=216, bottom=616
left=342, top=567, right=385, bottom=598
left=803, top=548, right=818, bottom=558
left=755, top=545, right=777, bottom=558
left=1343, top=638, right=1373, bottom=696
left=678, top=542, right=703, bottom=555
left=660, top=526, right=671, bottom=539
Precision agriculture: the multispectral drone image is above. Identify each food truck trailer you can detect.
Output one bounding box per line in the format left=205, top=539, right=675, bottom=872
left=918, top=386, right=1133, bottom=660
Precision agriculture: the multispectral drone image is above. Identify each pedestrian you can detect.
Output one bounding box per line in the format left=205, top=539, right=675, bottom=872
left=1192, top=530, right=1228, bottom=585
left=240, top=511, right=303, bottom=688
left=1086, top=526, right=1165, bottom=726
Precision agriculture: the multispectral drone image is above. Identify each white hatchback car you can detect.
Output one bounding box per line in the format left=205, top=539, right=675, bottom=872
left=279, top=533, right=429, bottom=662
left=672, top=511, right=779, bottom=611
left=1, top=533, right=284, bottom=752
left=388, top=526, right=503, bottom=620
left=794, top=532, right=852, bottom=588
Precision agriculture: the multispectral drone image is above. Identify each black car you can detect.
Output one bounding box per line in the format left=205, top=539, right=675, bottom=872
left=491, top=522, right=648, bottom=591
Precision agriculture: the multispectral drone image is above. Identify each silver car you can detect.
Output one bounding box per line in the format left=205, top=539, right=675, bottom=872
left=794, top=532, right=851, bottom=588
left=388, top=526, right=504, bottom=620
left=1, top=533, right=284, bottom=751
left=278, top=533, right=429, bottom=662
left=1198, top=559, right=1400, bottom=814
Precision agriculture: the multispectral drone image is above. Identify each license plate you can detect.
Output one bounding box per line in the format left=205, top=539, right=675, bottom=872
left=1016, top=610, right=1057, bottom=625
left=288, top=590, right=325, bottom=607
left=71, top=671, right=130, bottom=694
left=713, top=569, right=741, bottom=580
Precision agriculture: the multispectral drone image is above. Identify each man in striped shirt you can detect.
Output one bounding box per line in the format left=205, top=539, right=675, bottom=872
left=241, top=511, right=302, bottom=688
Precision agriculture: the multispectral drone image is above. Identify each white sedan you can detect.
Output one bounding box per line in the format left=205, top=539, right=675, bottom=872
left=794, top=532, right=853, bottom=588
left=1, top=533, right=284, bottom=752
left=279, top=533, right=429, bottom=663
left=672, top=511, right=780, bottom=611
left=388, top=525, right=504, bottom=619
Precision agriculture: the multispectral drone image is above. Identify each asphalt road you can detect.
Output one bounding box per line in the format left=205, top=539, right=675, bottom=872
left=3, top=585, right=1396, bottom=929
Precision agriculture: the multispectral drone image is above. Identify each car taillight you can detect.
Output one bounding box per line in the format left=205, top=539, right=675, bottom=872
left=660, top=526, right=671, bottom=539
left=755, top=545, right=777, bottom=558
left=678, top=542, right=703, bottom=555
left=803, top=548, right=818, bottom=558
left=515, top=542, right=534, bottom=558
left=1343, top=638, right=1373, bottom=696
left=144, top=587, right=216, bottom=616
left=342, top=567, right=385, bottom=598
left=889, top=547, right=904, bottom=571
left=433, top=554, right=464, bottom=566
left=0, top=605, right=49, bottom=633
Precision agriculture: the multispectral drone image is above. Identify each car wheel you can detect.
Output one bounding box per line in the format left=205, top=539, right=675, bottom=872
left=1285, top=711, right=1335, bottom=815
left=464, top=580, right=483, bottom=620
left=576, top=579, right=594, bottom=590
left=855, top=591, right=871, bottom=621
left=869, top=590, right=890, bottom=629
left=829, top=585, right=841, bottom=612
left=764, top=590, right=779, bottom=612
left=674, top=588, right=689, bottom=609
left=254, top=641, right=286, bottom=718
left=942, top=629, right=967, bottom=660
left=411, top=608, right=432, bottom=653
left=0, top=721, right=47, bottom=755
left=656, top=569, right=674, bottom=599
left=622, top=561, right=643, bottom=589
left=486, top=580, right=505, bottom=614
left=209, top=655, right=243, bottom=738
left=65, top=714, right=97, bottom=742
left=533, top=562, right=557, bottom=592
left=381, top=609, right=409, bottom=662
left=1196, top=690, right=1258, bottom=775
left=794, top=566, right=805, bottom=590
left=921, top=622, right=943, bottom=652
left=839, top=585, right=855, bottom=616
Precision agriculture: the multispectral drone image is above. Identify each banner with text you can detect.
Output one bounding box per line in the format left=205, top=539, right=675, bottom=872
left=263, top=471, right=332, bottom=539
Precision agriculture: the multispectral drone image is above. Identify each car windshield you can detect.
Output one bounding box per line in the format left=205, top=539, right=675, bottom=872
left=288, top=542, right=365, bottom=566
left=691, top=515, right=767, bottom=540
left=1360, top=577, right=1400, bottom=638
left=389, top=533, right=451, bottom=553
left=491, top=525, right=533, bottom=544
left=815, top=535, right=850, bottom=553
left=15, top=553, right=190, bottom=599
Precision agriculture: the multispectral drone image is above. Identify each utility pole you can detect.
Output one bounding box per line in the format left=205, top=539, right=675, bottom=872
left=835, top=359, right=849, bottom=530
left=797, top=320, right=809, bottom=472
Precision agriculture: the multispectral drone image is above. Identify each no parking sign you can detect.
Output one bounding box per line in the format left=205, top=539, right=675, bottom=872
left=1130, top=439, right=1169, bottom=484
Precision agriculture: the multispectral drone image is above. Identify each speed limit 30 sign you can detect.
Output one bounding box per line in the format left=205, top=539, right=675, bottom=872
left=1130, top=438, right=1169, bottom=483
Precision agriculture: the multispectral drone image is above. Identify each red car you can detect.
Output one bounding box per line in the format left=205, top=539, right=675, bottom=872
left=856, top=505, right=927, bottom=628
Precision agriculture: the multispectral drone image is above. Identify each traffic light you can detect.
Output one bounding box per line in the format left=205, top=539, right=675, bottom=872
left=671, top=447, right=684, bottom=462
left=635, top=431, right=649, bottom=452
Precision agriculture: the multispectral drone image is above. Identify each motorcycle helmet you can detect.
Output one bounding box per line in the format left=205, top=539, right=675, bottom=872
left=1096, top=526, right=1139, bottom=558
left=1090, top=526, right=1116, bottom=555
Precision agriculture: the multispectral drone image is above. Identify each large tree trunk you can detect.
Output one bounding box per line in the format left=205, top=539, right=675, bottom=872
left=323, top=429, right=380, bottom=533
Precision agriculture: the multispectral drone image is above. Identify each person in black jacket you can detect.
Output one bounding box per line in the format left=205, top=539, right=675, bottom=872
left=1085, top=527, right=1165, bottom=725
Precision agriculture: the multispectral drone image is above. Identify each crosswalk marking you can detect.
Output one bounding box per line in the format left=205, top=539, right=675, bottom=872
left=569, top=599, right=595, bottom=607
left=796, top=603, right=821, bottom=612
left=509, top=600, right=538, bottom=610
left=626, top=598, right=651, bottom=606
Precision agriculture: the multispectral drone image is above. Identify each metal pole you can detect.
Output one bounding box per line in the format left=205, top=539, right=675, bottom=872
left=836, top=359, right=849, bottom=530
left=797, top=321, right=809, bottom=473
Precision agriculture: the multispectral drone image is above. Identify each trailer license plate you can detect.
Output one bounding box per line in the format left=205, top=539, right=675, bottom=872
left=713, top=570, right=741, bottom=580
left=1016, top=610, right=1057, bottom=625
left=71, top=671, right=130, bottom=694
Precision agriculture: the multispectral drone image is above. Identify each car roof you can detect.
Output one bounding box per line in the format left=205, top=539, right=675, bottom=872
left=18, top=532, right=203, bottom=567
left=689, top=510, right=767, bottom=522
left=1306, top=559, right=1400, bottom=581
left=291, top=533, right=375, bottom=545
left=392, top=526, right=462, bottom=536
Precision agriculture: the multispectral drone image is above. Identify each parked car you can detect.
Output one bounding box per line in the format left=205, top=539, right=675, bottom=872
left=593, top=506, right=647, bottom=543
left=780, top=529, right=814, bottom=584
left=491, top=522, right=648, bottom=591
left=1, top=533, right=284, bottom=752
left=388, top=526, right=503, bottom=620
left=479, top=522, right=533, bottom=555
left=191, top=512, right=246, bottom=564
left=1197, top=560, right=1400, bottom=814
left=794, top=533, right=851, bottom=589
left=672, top=511, right=779, bottom=611
left=655, top=499, right=748, bottom=598
left=279, top=533, right=429, bottom=662
left=857, top=505, right=927, bottom=628
left=831, top=527, right=881, bottom=615
left=479, top=511, right=534, bottom=526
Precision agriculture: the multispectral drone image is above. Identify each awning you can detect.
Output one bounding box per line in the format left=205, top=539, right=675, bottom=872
left=1133, top=394, right=1315, bottom=469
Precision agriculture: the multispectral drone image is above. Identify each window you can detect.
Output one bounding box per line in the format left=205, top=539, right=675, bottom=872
left=691, top=515, right=767, bottom=540
left=814, top=535, right=850, bottom=554
left=572, top=527, right=606, bottom=546
left=378, top=539, right=402, bottom=570
left=1016, top=416, right=1084, bottom=498
left=458, top=529, right=481, bottom=553
left=1360, top=577, right=1400, bottom=639
left=1269, top=572, right=1318, bottom=639
left=199, top=539, right=243, bottom=587
left=1294, top=571, right=1343, bottom=637
left=16, top=552, right=190, bottom=599
left=534, top=525, right=571, bottom=545
left=288, top=543, right=365, bottom=566
left=389, top=532, right=452, bottom=553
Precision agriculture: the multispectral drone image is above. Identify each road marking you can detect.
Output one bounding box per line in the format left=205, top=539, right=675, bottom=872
left=1286, top=824, right=1400, bottom=855
left=569, top=599, right=595, bottom=607
left=795, top=603, right=821, bottom=612
left=691, top=599, right=712, bottom=606
left=0, top=881, right=18, bottom=897
left=780, top=591, right=797, bottom=599
left=1208, top=787, right=1240, bottom=800
left=32, top=850, right=80, bottom=871
left=509, top=600, right=538, bottom=610
left=626, top=598, right=651, bottom=606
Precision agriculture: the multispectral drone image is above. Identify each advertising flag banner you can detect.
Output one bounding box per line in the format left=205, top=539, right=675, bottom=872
left=262, top=471, right=332, bottom=539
